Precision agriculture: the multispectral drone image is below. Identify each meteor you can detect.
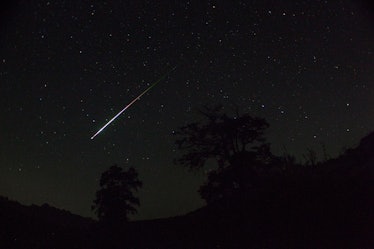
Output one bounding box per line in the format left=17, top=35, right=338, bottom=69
left=90, top=66, right=176, bottom=140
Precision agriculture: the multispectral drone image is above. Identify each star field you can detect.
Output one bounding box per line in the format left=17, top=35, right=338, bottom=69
left=0, top=0, right=373, bottom=220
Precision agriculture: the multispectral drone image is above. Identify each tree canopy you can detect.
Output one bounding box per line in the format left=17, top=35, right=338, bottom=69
left=174, top=105, right=270, bottom=170
left=92, top=165, right=142, bottom=226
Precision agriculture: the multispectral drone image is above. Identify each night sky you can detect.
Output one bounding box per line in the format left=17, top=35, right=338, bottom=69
left=0, top=0, right=373, bottom=220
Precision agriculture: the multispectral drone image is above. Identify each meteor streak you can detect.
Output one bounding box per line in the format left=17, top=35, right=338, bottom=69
left=90, top=66, right=176, bottom=140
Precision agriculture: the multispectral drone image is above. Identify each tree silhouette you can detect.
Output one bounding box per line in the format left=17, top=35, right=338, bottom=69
left=174, top=105, right=272, bottom=203
left=175, top=105, right=270, bottom=169
left=92, top=165, right=142, bottom=226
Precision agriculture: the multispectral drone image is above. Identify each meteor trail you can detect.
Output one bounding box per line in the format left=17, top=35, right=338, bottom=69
left=90, top=66, right=176, bottom=140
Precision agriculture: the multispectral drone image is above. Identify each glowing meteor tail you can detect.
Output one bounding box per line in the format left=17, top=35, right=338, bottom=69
left=90, top=66, right=177, bottom=140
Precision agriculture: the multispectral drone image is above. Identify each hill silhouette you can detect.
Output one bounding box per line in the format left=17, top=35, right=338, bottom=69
left=0, top=197, right=95, bottom=248
left=124, top=131, right=372, bottom=248
left=1, top=131, right=373, bottom=248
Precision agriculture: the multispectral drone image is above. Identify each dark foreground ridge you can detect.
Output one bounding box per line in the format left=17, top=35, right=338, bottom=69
left=1, top=132, right=374, bottom=249
left=0, top=197, right=95, bottom=248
